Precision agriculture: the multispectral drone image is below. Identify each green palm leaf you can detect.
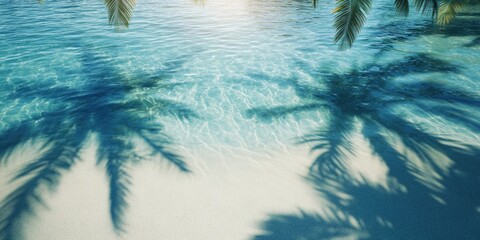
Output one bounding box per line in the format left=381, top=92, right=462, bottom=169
left=437, top=0, right=465, bottom=24
left=104, top=0, right=136, bottom=28
left=413, top=0, right=439, bottom=16
left=333, top=0, right=372, bottom=50
left=193, top=0, right=207, bottom=5
left=395, top=0, right=410, bottom=16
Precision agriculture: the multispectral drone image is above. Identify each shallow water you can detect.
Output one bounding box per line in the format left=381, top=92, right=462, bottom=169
left=1, top=0, right=479, bottom=239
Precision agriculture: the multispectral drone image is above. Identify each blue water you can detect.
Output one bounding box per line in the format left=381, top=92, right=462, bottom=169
left=1, top=0, right=479, bottom=239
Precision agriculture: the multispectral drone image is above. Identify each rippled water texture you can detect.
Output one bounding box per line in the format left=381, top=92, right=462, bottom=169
left=1, top=0, right=479, bottom=239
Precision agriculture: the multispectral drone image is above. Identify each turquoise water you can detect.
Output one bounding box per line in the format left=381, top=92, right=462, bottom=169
left=1, top=0, right=479, bottom=239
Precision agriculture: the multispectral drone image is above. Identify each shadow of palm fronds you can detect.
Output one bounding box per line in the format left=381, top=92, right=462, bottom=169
left=247, top=53, right=478, bottom=176
left=0, top=50, right=196, bottom=240
left=252, top=209, right=369, bottom=240
left=254, top=151, right=480, bottom=240
left=248, top=53, right=480, bottom=239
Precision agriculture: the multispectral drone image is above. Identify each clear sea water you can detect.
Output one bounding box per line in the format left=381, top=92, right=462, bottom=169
left=0, top=0, right=479, bottom=239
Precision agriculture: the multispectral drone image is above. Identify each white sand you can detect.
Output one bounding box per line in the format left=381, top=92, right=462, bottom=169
left=0, top=131, right=393, bottom=240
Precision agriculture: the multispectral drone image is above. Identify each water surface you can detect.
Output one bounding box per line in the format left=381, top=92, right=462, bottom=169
left=1, top=0, right=479, bottom=239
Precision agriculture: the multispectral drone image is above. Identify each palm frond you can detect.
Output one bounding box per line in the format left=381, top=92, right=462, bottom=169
left=413, top=0, right=439, bottom=16
left=0, top=115, right=68, bottom=165
left=437, top=0, right=465, bottom=24
left=0, top=121, right=38, bottom=164
left=374, top=111, right=472, bottom=167
left=298, top=115, right=355, bottom=175
left=396, top=82, right=479, bottom=107
left=97, top=134, right=136, bottom=233
left=106, top=155, right=131, bottom=233
left=193, top=0, right=207, bottom=6
left=368, top=111, right=475, bottom=193
left=395, top=0, right=410, bottom=16
left=412, top=102, right=480, bottom=133
left=333, top=0, right=372, bottom=49
left=361, top=118, right=417, bottom=186
left=0, top=132, right=85, bottom=240
left=104, top=0, right=136, bottom=28
left=252, top=210, right=363, bottom=240
left=136, top=124, right=190, bottom=172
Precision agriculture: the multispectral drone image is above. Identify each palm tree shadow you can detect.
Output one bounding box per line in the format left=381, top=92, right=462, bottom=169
left=430, top=15, right=480, bottom=48
left=253, top=141, right=480, bottom=239
left=247, top=54, right=480, bottom=239
left=0, top=49, right=197, bottom=239
left=365, top=9, right=480, bottom=57
left=253, top=147, right=480, bottom=239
